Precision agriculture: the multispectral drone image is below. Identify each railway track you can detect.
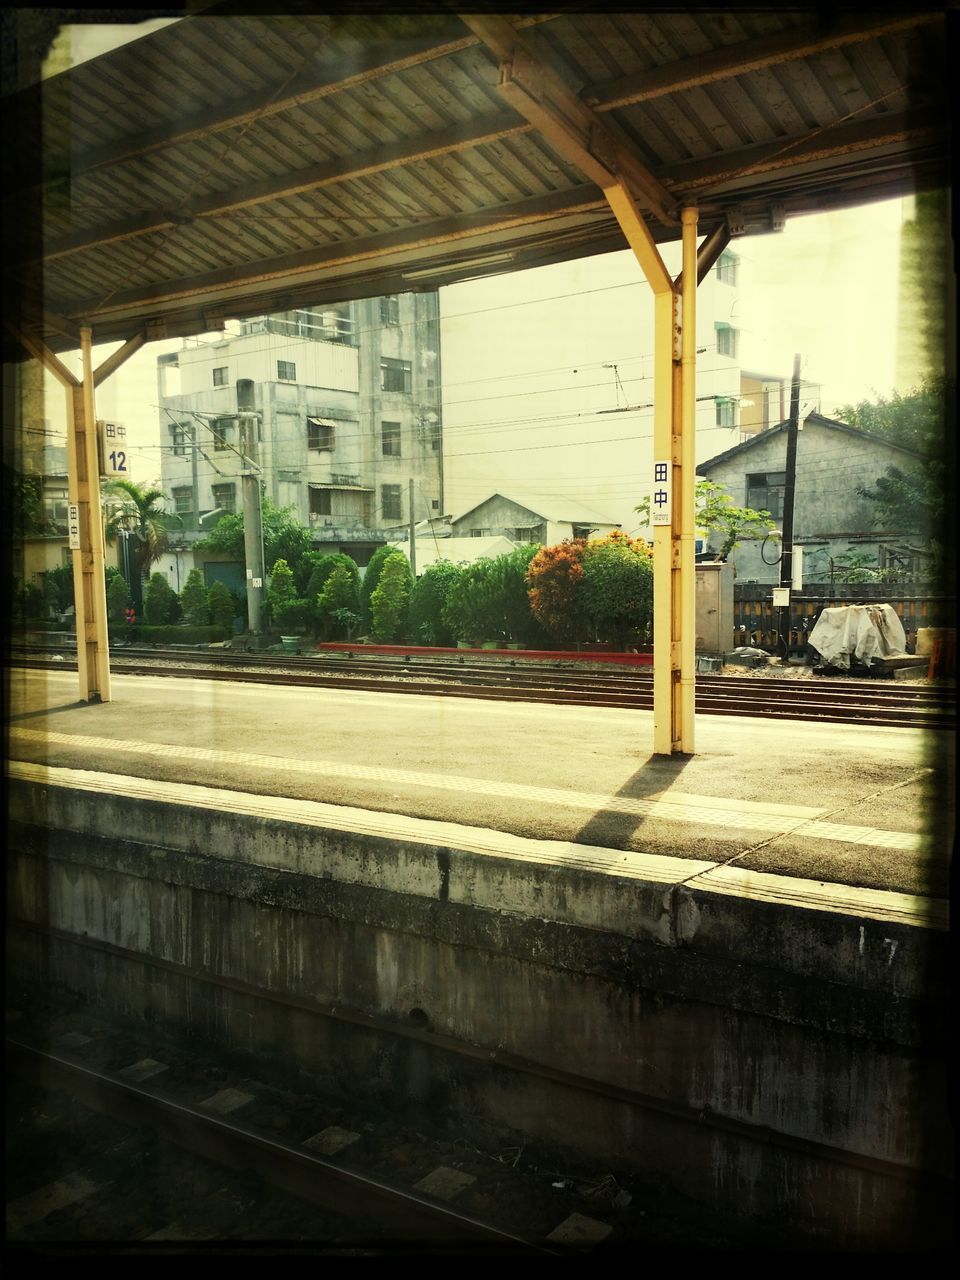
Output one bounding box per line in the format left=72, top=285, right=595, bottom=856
left=11, top=644, right=955, bottom=729
left=5, top=1037, right=551, bottom=1254
left=4, top=991, right=832, bottom=1252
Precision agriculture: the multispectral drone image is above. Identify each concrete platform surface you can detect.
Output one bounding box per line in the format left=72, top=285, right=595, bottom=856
left=6, top=666, right=954, bottom=903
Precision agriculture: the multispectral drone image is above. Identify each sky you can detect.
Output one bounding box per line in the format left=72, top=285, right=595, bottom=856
left=37, top=21, right=915, bottom=498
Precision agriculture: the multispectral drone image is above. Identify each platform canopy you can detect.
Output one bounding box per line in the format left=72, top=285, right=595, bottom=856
left=2, top=7, right=950, bottom=358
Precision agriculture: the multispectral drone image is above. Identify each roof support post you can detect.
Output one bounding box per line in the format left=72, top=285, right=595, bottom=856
left=603, top=183, right=701, bottom=753
left=678, top=206, right=699, bottom=752
left=73, top=325, right=112, bottom=702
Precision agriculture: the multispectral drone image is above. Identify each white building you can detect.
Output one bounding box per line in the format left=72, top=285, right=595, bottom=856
left=157, top=295, right=443, bottom=586
left=440, top=243, right=744, bottom=537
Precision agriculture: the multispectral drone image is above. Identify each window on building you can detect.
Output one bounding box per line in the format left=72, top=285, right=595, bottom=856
left=431, top=499, right=440, bottom=511
left=717, top=251, right=739, bottom=286
left=381, top=421, right=402, bottom=457
left=211, top=483, right=236, bottom=515
left=716, top=323, right=739, bottom=358
left=715, top=397, right=737, bottom=428
left=213, top=366, right=229, bottom=386
left=380, top=357, right=412, bottom=394
left=212, top=417, right=236, bottom=451
left=307, top=418, right=335, bottom=451
left=381, top=484, right=402, bottom=521
left=172, top=486, right=194, bottom=515
left=379, top=295, right=400, bottom=326
left=170, top=422, right=190, bottom=457
left=310, top=488, right=332, bottom=517
left=746, top=472, right=786, bottom=519
left=277, top=360, right=296, bottom=381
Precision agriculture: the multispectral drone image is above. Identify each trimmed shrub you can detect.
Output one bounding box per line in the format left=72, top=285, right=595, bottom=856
left=370, top=551, right=412, bottom=642
left=359, top=544, right=398, bottom=632
left=315, top=562, right=361, bottom=639
left=106, top=573, right=131, bottom=625
left=207, top=580, right=236, bottom=633
left=180, top=567, right=211, bottom=626
left=409, top=561, right=463, bottom=646
left=143, top=572, right=180, bottom=625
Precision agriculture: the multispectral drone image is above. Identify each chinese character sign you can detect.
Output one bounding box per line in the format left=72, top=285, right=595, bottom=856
left=652, top=461, right=672, bottom=526
left=98, top=420, right=130, bottom=477
left=68, top=504, right=81, bottom=549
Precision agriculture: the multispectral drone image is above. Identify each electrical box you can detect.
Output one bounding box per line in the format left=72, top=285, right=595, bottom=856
left=695, top=561, right=734, bottom=655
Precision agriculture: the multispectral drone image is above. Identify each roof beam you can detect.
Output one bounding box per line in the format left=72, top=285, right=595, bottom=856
left=460, top=13, right=678, bottom=226
left=56, top=185, right=607, bottom=326
left=665, top=108, right=943, bottom=194
left=17, top=14, right=555, bottom=193
left=584, top=11, right=942, bottom=111
left=30, top=111, right=528, bottom=266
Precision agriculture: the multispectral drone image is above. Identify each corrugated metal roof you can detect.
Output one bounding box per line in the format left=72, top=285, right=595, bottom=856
left=2, top=9, right=949, bottom=357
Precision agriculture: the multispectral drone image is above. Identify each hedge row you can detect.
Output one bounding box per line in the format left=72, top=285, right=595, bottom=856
left=115, top=624, right=229, bottom=645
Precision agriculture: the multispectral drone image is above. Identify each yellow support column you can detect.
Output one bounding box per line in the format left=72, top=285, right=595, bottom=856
left=652, top=288, right=676, bottom=755
left=679, top=207, right=699, bottom=752
left=76, top=326, right=111, bottom=702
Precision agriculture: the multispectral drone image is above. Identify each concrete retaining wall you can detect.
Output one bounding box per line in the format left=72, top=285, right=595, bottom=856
left=6, top=768, right=951, bottom=1249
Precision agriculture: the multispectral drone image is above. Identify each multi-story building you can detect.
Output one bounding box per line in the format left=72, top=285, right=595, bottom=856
left=157, top=293, right=443, bottom=570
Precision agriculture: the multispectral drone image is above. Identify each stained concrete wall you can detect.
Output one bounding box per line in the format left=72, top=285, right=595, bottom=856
left=6, top=772, right=950, bottom=1249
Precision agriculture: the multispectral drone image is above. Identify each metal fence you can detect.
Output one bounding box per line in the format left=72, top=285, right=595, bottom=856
left=733, top=583, right=956, bottom=655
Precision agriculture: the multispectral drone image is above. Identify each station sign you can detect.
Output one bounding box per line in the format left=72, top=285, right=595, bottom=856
left=651, top=460, right=672, bottom=526
left=98, top=420, right=131, bottom=477
left=68, top=504, right=81, bottom=549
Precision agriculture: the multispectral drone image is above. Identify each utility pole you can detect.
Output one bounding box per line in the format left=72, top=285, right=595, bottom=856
left=237, top=379, right=265, bottom=637
left=777, top=353, right=802, bottom=660
left=409, top=477, right=416, bottom=578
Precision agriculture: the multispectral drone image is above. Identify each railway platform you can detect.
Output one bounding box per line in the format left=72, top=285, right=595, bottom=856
left=5, top=663, right=954, bottom=1250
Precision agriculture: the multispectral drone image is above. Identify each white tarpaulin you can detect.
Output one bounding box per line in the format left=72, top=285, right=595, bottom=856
left=808, top=604, right=907, bottom=670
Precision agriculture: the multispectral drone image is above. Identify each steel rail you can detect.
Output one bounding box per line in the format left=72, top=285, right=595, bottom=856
left=12, top=641, right=952, bottom=703
left=12, top=656, right=954, bottom=728
left=5, top=1037, right=556, bottom=1255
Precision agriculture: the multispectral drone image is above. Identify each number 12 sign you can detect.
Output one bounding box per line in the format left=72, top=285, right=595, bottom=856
left=98, top=420, right=130, bottom=477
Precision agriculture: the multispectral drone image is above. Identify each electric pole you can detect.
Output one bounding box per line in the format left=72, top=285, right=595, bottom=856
left=237, top=379, right=265, bottom=637
left=777, top=353, right=802, bottom=660
left=409, top=477, right=416, bottom=578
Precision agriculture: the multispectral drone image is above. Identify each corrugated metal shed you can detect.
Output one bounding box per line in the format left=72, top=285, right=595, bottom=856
left=2, top=9, right=949, bottom=357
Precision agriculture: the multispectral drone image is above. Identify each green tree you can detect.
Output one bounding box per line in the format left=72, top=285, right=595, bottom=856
left=580, top=531, right=653, bottom=648
left=207, top=580, right=236, bottom=633
left=834, top=374, right=954, bottom=581
left=144, top=571, right=179, bottom=624
left=635, top=479, right=778, bottom=560
left=359, top=544, right=398, bottom=633
left=11, top=472, right=47, bottom=537
left=194, top=497, right=313, bottom=587
left=370, top=551, right=412, bottom=642
left=315, top=563, right=361, bottom=639
left=409, top=561, right=463, bottom=646
left=41, top=563, right=75, bottom=614
left=179, top=567, right=211, bottom=626
left=103, top=478, right=181, bottom=612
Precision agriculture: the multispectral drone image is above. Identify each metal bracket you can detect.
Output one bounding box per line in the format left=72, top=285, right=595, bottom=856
left=726, top=207, right=746, bottom=236
left=145, top=318, right=167, bottom=340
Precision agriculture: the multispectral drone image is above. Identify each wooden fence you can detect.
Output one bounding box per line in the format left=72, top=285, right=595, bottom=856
left=733, top=584, right=956, bottom=657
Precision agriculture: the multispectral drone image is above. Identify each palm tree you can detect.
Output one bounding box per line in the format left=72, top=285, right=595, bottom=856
left=102, top=478, right=181, bottom=614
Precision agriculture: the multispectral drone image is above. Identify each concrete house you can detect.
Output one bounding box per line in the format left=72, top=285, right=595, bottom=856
left=449, top=492, right=620, bottom=545
left=157, top=294, right=443, bottom=585
left=696, top=412, right=928, bottom=584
